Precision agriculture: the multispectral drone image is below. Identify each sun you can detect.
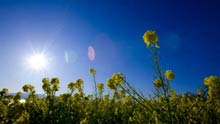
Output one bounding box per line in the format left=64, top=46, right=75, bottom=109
left=27, top=53, right=48, bottom=71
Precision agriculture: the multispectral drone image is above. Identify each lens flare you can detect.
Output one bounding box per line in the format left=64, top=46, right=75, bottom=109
left=88, top=46, right=95, bottom=61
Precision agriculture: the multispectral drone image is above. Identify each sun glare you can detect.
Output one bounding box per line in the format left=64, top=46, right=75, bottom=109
left=27, top=53, right=48, bottom=71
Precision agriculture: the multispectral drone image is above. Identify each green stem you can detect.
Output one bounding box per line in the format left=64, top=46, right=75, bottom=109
left=93, top=75, right=97, bottom=99
left=92, top=74, right=98, bottom=123
left=152, top=46, right=173, bottom=124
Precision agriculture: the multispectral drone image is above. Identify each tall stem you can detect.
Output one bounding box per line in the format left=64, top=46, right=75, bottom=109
left=92, top=74, right=98, bottom=123
left=93, top=75, right=97, bottom=99
left=152, top=47, right=173, bottom=124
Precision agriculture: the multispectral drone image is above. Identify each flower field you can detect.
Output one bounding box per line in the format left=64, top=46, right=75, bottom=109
left=0, top=30, right=220, bottom=124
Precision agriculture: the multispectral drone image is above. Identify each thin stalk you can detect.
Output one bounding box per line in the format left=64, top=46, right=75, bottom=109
left=119, top=85, right=153, bottom=112
left=93, top=75, right=97, bottom=99
left=92, top=74, right=98, bottom=123
left=124, top=81, right=146, bottom=101
left=152, top=46, right=173, bottom=124
left=119, top=84, right=154, bottom=113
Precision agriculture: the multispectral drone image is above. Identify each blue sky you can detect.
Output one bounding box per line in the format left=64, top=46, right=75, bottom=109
left=0, top=0, right=219, bottom=95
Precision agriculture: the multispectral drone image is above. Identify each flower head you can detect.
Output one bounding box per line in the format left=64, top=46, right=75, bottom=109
left=111, top=73, right=125, bottom=85
left=106, top=73, right=125, bottom=90
left=97, top=83, right=104, bottom=91
left=1, top=88, right=9, bottom=94
left=76, top=79, right=84, bottom=88
left=164, top=70, right=175, bottom=80
left=42, top=82, right=51, bottom=93
left=153, top=79, right=163, bottom=88
left=68, top=82, right=76, bottom=91
left=204, top=76, right=218, bottom=86
left=107, top=78, right=116, bottom=90
left=42, top=77, right=49, bottom=84
left=22, top=84, right=35, bottom=93
left=203, top=76, right=220, bottom=98
left=50, top=77, right=60, bottom=85
left=89, top=68, right=96, bottom=75
left=142, top=30, right=159, bottom=47
left=122, top=96, right=132, bottom=105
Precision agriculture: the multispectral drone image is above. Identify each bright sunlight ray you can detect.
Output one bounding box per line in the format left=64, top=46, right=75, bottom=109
left=27, top=53, right=48, bottom=71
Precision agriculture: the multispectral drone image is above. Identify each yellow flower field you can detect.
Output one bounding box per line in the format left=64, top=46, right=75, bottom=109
left=0, top=30, right=220, bottom=124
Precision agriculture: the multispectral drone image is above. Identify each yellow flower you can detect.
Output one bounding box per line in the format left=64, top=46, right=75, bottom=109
left=76, top=79, right=84, bottom=88
left=153, top=79, right=163, bottom=88
left=42, top=82, right=51, bottom=93
left=22, top=85, right=29, bottom=92
left=1, top=88, right=9, bottom=94
left=68, top=82, right=76, bottom=91
left=111, top=73, right=125, bottom=86
left=164, top=70, right=175, bottom=80
left=142, top=30, right=159, bottom=47
left=97, top=83, right=104, bottom=91
left=89, top=68, right=96, bottom=75
left=204, top=76, right=218, bottom=86
left=42, top=77, right=49, bottom=84
left=28, top=85, right=35, bottom=92
left=122, top=96, right=132, bottom=105
left=50, top=77, right=60, bottom=85
left=107, top=78, right=116, bottom=90
left=113, top=91, right=120, bottom=99
left=22, top=84, right=35, bottom=93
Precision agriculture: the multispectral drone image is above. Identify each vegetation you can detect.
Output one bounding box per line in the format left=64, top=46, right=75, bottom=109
left=0, top=30, right=220, bottom=124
